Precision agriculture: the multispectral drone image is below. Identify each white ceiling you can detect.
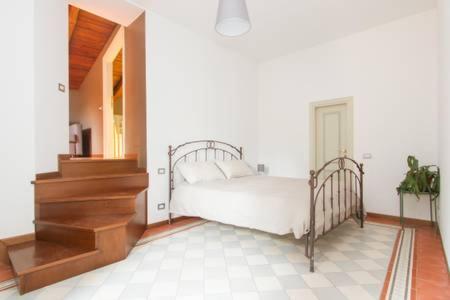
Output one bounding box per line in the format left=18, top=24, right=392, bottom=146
left=136, top=0, right=436, bottom=61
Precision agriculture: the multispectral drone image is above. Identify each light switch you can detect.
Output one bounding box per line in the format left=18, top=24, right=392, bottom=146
left=362, top=153, right=372, bottom=159
left=158, top=168, right=166, bottom=175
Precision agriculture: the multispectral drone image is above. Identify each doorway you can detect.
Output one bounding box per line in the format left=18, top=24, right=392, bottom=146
left=68, top=5, right=147, bottom=167
left=310, top=97, right=354, bottom=173
left=113, top=49, right=124, bottom=158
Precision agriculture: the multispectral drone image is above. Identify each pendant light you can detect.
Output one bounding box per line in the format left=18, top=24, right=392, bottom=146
left=215, top=0, right=251, bottom=37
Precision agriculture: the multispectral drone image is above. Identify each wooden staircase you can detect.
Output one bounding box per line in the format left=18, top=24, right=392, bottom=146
left=7, top=156, right=148, bottom=294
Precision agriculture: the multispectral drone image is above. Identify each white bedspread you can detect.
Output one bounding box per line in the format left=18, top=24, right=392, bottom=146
left=170, top=176, right=359, bottom=239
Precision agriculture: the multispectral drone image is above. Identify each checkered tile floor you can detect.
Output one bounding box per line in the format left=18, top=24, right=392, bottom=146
left=0, top=220, right=397, bottom=300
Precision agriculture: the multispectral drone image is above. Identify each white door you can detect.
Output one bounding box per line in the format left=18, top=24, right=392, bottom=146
left=314, top=102, right=352, bottom=174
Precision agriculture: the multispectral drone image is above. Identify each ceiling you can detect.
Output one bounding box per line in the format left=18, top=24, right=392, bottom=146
left=69, top=6, right=118, bottom=89
left=135, top=0, right=436, bottom=61
left=69, top=0, right=144, bottom=26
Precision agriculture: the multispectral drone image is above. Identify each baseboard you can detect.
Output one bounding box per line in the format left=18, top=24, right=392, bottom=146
left=435, top=223, right=450, bottom=272
left=367, top=212, right=433, bottom=226
left=147, top=216, right=193, bottom=229
left=0, top=233, right=35, bottom=266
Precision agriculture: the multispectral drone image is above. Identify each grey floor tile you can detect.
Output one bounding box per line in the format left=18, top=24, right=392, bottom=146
left=341, top=250, right=369, bottom=259
left=242, top=248, right=262, bottom=255
left=229, top=278, right=257, bottom=293
left=103, top=272, right=133, bottom=285
left=205, top=267, right=228, bottom=280
left=266, top=255, right=288, bottom=264
left=293, top=263, right=311, bottom=274
left=226, top=256, right=248, bottom=266
left=177, top=280, right=204, bottom=296
left=313, top=287, right=347, bottom=300
left=362, top=283, right=383, bottom=298
left=370, top=270, right=389, bottom=281
left=334, top=260, right=363, bottom=272
left=259, top=291, right=289, bottom=300
left=204, top=293, right=233, bottom=300
left=119, top=283, right=152, bottom=299
left=277, top=275, right=307, bottom=289
left=324, top=272, right=357, bottom=286
left=250, top=265, right=275, bottom=277
left=64, top=286, right=98, bottom=300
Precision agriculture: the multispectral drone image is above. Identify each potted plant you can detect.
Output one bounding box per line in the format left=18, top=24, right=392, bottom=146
left=397, top=155, right=439, bottom=226
left=397, top=155, right=440, bottom=197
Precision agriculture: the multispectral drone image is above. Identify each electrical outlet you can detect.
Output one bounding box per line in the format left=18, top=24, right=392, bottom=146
left=158, top=168, right=166, bottom=175
left=157, top=203, right=166, bottom=210
left=362, top=153, right=372, bottom=159
left=58, top=83, right=65, bottom=93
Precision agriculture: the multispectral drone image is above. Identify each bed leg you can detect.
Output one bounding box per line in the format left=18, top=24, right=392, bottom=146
left=309, top=240, right=315, bottom=272
left=359, top=163, right=364, bottom=229
left=308, top=170, right=316, bottom=273
left=305, top=232, right=309, bottom=257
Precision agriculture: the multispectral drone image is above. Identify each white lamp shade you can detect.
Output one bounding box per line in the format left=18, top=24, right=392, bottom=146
left=216, top=0, right=251, bottom=37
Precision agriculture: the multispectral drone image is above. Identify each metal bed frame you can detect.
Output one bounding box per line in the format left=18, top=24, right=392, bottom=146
left=168, top=140, right=364, bottom=272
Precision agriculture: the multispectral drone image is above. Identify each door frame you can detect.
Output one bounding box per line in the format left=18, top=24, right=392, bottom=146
left=103, top=26, right=125, bottom=158
left=309, top=96, right=354, bottom=170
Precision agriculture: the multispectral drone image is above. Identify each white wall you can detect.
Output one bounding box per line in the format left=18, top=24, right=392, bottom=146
left=145, top=12, right=258, bottom=223
left=438, top=0, right=450, bottom=263
left=0, top=1, right=35, bottom=238
left=34, top=0, right=69, bottom=173
left=258, top=10, right=439, bottom=219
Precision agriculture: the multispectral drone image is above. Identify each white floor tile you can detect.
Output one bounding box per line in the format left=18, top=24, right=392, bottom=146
left=354, top=260, right=383, bottom=271
left=92, top=285, right=126, bottom=300
left=205, top=257, right=227, bottom=268
left=227, top=266, right=252, bottom=279
left=286, top=289, right=319, bottom=300
left=232, top=292, right=260, bottom=300
left=246, top=255, right=268, bottom=266
left=129, top=270, right=157, bottom=284
left=224, top=248, right=244, bottom=257
left=150, top=281, right=178, bottom=297
left=161, top=258, right=184, bottom=270
left=301, top=273, right=333, bottom=288
left=35, top=286, right=72, bottom=300
left=347, top=271, right=380, bottom=284
left=77, top=272, right=110, bottom=287
left=338, top=285, right=374, bottom=300
left=205, top=279, right=230, bottom=294
left=316, top=261, right=342, bottom=273
left=271, top=263, right=298, bottom=276
left=323, top=251, right=350, bottom=262
left=254, top=277, right=282, bottom=291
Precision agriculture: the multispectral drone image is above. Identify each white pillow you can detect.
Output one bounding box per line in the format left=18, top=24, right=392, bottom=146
left=215, top=160, right=254, bottom=179
left=177, top=161, right=225, bottom=184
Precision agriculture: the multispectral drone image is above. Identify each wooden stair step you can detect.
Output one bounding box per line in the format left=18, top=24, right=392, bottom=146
left=7, top=240, right=99, bottom=276
left=35, top=214, right=135, bottom=232
left=34, top=172, right=149, bottom=200
left=38, top=187, right=147, bottom=204
left=60, top=158, right=139, bottom=177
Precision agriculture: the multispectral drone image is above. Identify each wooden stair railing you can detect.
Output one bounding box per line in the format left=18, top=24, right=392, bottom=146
left=7, top=156, right=148, bottom=294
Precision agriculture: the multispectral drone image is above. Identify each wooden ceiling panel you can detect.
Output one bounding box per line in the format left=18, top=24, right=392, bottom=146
left=69, top=5, right=117, bottom=90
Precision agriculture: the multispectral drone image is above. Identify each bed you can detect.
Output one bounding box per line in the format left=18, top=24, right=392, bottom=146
left=168, top=140, right=364, bottom=272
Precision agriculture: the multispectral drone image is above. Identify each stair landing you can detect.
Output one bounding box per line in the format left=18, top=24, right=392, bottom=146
left=8, top=241, right=98, bottom=276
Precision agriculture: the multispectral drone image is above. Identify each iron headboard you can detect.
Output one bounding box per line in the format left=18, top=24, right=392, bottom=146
left=168, top=140, right=243, bottom=223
